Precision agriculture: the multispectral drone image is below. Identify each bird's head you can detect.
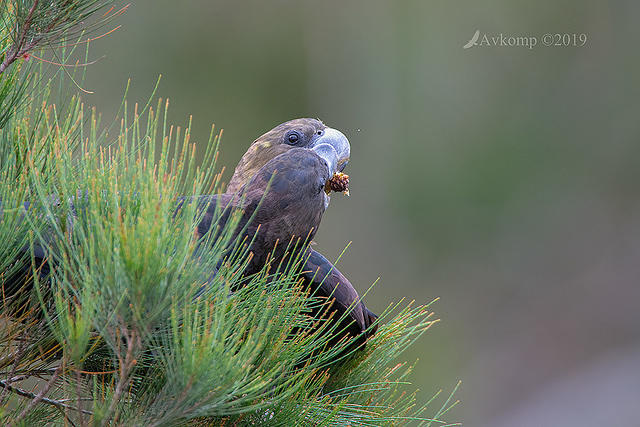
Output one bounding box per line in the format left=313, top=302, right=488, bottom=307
left=227, top=118, right=350, bottom=193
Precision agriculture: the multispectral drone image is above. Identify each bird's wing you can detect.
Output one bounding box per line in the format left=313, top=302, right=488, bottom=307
left=301, top=248, right=378, bottom=339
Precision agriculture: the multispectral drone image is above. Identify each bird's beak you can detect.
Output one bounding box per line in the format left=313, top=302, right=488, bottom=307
left=312, top=143, right=340, bottom=176
left=310, top=127, right=350, bottom=172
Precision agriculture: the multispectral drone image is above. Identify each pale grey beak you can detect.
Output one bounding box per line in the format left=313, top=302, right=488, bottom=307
left=310, top=127, right=350, bottom=172
left=312, top=143, right=340, bottom=176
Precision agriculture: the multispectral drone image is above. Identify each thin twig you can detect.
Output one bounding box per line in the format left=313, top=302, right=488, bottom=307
left=58, top=397, right=95, bottom=403
left=14, top=364, right=63, bottom=422
left=0, top=378, right=93, bottom=416
left=0, top=0, right=80, bottom=76
left=100, top=326, right=139, bottom=426
left=0, top=367, right=58, bottom=377
left=0, top=0, right=40, bottom=75
left=0, top=330, right=29, bottom=403
left=6, top=373, right=32, bottom=384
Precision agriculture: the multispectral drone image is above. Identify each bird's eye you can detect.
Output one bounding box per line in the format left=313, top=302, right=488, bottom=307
left=316, top=130, right=324, bottom=136
left=287, top=132, right=300, bottom=145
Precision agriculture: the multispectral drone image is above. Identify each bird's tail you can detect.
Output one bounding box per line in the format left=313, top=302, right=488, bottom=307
left=363, top=306, right=379, bottom=337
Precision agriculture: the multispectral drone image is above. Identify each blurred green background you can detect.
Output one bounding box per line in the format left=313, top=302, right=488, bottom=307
left=80, top=1, right=640, bottom=425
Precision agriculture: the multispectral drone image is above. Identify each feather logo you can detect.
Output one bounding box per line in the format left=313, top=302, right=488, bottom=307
left=463, top=30, right=480, bottom=49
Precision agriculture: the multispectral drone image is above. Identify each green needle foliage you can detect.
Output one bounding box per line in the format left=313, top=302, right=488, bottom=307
left=0, top=2, right=459, bottom=425
left=0, top=0, right=122, bottom=126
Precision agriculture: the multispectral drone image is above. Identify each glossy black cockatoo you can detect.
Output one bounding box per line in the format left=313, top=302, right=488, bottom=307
left=226, top=118, right=378, bottom=344
left=4, top=139, right=340, bottom=296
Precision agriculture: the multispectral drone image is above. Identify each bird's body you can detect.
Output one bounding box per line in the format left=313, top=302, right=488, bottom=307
left=193, top=147, right=333, bottom=278
left=3, top=145, right=338, bottom=310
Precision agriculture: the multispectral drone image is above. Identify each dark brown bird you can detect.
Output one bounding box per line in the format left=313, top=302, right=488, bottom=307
left=3, top=143, right=345, bottom=312
left=227, top=118, right=378, bottom=343
left=195, top=143, right=345, bottom=278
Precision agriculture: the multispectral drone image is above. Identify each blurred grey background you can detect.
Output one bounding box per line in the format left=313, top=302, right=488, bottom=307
left=81, top=1, right=640, bottom=425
